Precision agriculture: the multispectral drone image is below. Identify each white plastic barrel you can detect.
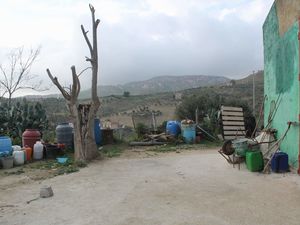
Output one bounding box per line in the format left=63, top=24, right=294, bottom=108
left=33, top=141, right=44, bottom=160
left=13, top=150, right=25, bottom=166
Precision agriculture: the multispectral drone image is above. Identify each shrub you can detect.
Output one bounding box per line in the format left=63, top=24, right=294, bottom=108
left=135, top=123, right=148, bottom=138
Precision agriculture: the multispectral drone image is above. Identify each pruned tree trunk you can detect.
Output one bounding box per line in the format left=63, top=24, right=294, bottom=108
left=46, top=4, right=101, bottom=162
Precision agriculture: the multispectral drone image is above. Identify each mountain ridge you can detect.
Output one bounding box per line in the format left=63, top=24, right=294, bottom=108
left=79, top=75, right=230, bottom=98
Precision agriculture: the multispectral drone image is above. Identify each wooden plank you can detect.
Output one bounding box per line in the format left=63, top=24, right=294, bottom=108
left=223, top=126, right=245, bottom=131
left=221, top=111, right=244, bottom=116
left=221, top=106, right=243, bottom=112
left=224, top=135, right=245, bottom=140
left=222, top=121, right=245, bottom=126
left=223, top=130, right=246, bottom=135
left=222, top=116, right=244, bottom=121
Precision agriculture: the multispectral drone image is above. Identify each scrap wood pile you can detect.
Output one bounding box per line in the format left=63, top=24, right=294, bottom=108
left=129, top=133, right=179, bottom=146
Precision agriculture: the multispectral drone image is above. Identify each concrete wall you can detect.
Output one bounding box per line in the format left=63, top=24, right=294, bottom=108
left=263, top=1, right=299, bottom=168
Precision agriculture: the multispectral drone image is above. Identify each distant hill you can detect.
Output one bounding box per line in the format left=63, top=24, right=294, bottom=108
left=97, top=71, right=264, bottom=116
left=182, top=71, right=264, bottom=116
left=235, top=70, right=264, bottom=85
left=17, top=71, right=264, bottom=128
left=79, top=75, right=230, bottom=98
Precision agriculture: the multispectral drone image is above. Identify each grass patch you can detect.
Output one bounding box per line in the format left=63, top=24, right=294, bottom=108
left=4, top=168, right=25, bottom=175
left=101, top=145, right=125, bottom=158
left=25, top=155, right=85, bottom=175
left=1, top=154, right=88, bottom=179
left=197, top=139, right=222, bottom=148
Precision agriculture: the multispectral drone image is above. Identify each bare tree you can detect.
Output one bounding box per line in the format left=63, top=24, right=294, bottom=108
left=47, top=4, right=100, bottom=162
left=0, top=47, right=41, bottom=106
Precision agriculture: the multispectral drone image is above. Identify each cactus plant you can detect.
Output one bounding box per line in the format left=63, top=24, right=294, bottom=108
left=0, top=99, right=48, bottom=138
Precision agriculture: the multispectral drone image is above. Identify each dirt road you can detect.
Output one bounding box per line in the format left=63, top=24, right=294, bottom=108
left=1, top=149, right=300, bottom=225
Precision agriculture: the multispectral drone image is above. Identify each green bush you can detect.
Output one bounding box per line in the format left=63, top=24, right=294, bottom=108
left=175, top=92, right=253, bottom=136
left=135, top=123, right=148, bottom=138
left=123, top=91, right=130, bottom=97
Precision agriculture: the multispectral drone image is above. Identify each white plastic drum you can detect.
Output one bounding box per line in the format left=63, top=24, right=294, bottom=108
left=33, top=141, right=44, bottom=160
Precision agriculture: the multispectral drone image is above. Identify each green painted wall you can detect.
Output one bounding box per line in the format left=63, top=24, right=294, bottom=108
left=263, top=4, right=299, bottom=168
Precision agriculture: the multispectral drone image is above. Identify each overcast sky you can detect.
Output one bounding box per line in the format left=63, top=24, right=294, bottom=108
left=0, top=0, right=274, bottom=95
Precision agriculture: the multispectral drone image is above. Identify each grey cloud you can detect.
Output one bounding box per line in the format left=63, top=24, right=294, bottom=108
left=1, top=0, right=273, bottom=95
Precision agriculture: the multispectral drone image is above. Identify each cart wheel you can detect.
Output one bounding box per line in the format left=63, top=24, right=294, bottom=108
left=222, top=140, right=234, bottom=156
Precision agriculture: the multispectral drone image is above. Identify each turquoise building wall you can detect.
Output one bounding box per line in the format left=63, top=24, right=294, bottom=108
left=263, top=3, right=299, bottom=168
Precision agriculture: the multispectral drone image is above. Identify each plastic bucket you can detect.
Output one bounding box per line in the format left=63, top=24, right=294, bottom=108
left=0, top=156, right=14, bottom=169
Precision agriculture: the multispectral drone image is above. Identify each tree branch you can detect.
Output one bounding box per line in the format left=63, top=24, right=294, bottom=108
left=81, top=25, right=93, bottom=55
left=75, top=71, right=81, bottom=97
left=78, top=67, right=92, bottom=77
left=0, top=65, right=9, bottom=89
left=95, top=19, right=100, bottom=28
left=90, top=4, right=100, bottom=104
left=46, top=68, right=71, bottom=101
left=89, top=4, right=95, bottom=13
left=0, top=46, right=42, bottom=104
left=71, top=66, right=79, bottom=101
left=85, top=57, right=93, bottom=63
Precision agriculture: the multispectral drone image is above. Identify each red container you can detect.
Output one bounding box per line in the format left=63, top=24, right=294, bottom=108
left=22, top=129, right=41, bottom=149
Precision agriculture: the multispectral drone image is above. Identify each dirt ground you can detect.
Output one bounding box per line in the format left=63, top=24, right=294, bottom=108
left=1, top=148, right=300, bottom=225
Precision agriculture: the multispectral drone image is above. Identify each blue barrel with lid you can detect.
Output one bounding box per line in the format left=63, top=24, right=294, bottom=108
left=181, top=122, right=196, bottom=144
left=0, top=136, right=12, bottom=156
left=166, top=121, right=181, bottom=137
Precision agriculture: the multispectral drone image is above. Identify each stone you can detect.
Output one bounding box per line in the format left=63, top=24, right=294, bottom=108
left=40, top=186, right=54, bottom=198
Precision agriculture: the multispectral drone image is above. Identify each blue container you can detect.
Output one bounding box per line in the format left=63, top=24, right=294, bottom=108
left=166, top=121, right=181, bottom=136
left=94, top=118, right=102, bottom=145
left=271, top=152, right=289, bottom=173
left=181, top=123, right=196, bottom=144
left=56, top=157, right=68, bottom=164
left=0, top=136, right=12, bottom=156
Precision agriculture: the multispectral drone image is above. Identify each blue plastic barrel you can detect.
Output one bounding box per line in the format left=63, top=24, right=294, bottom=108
left=166, top=121, right=181, bottom=136
left=0, top=136, right=12, bottom=156
left=94, top=118, right=102, bottom=145
left=271, top=152, right=289, bottom=173
left=181, top=123, right=196, bottom=144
